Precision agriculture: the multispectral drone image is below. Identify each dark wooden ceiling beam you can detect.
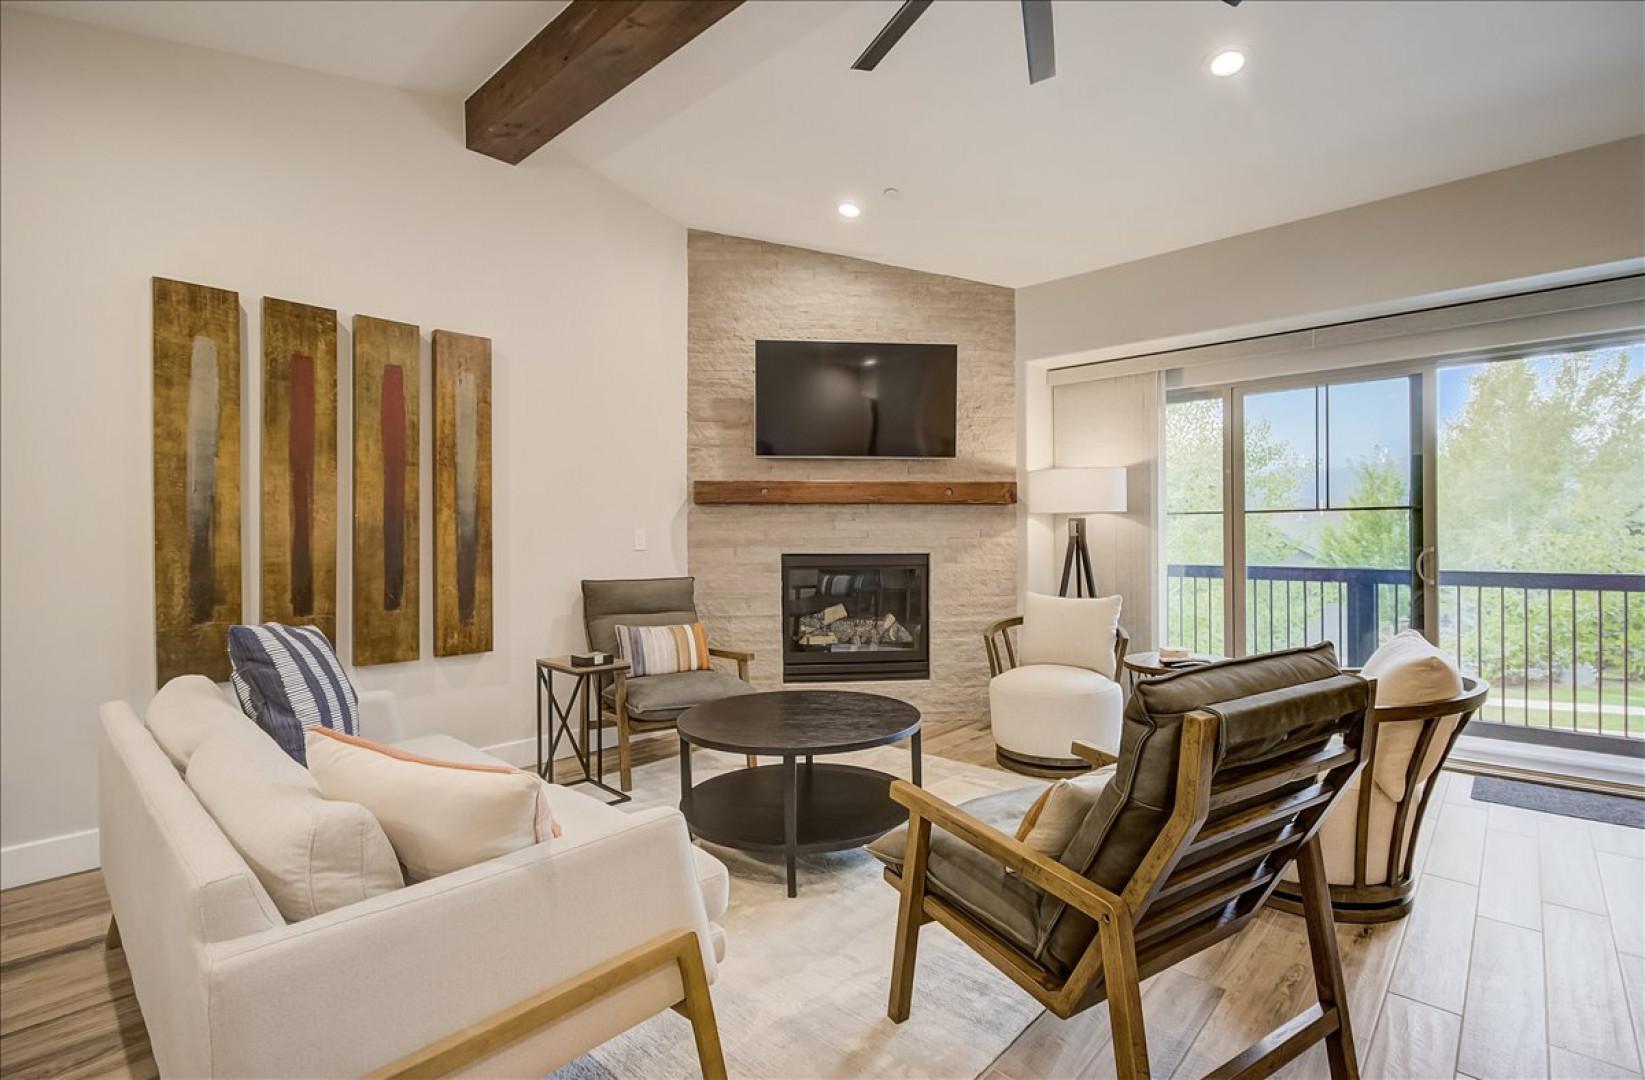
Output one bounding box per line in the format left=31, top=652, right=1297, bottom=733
left=465, top=0, right=744, bottom=166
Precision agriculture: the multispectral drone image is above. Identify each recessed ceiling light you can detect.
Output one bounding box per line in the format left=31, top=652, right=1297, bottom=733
left=837, top=201, right=862, bottom=219
left=1209, top=50, right=1245, bottom=77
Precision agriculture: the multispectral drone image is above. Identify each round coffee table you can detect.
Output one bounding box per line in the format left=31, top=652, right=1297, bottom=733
left=676, top=690, right=921, bottom=897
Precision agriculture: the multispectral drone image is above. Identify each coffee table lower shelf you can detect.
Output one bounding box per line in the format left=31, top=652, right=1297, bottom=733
left=680, top=762, right=905, bottom=897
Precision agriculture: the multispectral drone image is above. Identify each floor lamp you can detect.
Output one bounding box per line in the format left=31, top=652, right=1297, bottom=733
left=1028, top=467, right=1128, bottom=598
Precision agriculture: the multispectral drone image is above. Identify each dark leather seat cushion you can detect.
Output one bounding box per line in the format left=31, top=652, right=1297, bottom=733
left=1038, top=643, right=1356, bottom=972
left=868, top=786, right=1047, bottom=956
left=601, top=669, right=755, bottom=722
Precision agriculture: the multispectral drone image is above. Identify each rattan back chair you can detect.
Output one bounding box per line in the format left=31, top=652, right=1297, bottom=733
left=883, top=646, right=1373, bottom=1080
left=1270, top=674, right=1489, bottom=922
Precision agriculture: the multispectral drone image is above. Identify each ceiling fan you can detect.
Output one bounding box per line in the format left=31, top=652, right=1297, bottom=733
left=851, top=0, right=1244, bottom=85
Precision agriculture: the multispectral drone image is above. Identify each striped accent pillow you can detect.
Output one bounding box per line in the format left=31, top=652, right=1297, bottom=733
left=612, top=622, right=712, bottom=678
left=227, top=623, right=360, bottom=764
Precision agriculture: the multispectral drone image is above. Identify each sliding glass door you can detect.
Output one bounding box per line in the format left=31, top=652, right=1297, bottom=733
left=1434, top=343, right=1644, bottom=741
left=1162, top=338, right=1644, bottom=750
left=1236, top=374, right=1424, bottom=666
left=1162, top=394, right=1228, bottom=655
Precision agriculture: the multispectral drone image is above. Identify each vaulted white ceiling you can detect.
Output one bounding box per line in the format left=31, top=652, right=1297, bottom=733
left=1, top=0, right=567, bottom=98
left=8, top=0, right=1643, bottom=287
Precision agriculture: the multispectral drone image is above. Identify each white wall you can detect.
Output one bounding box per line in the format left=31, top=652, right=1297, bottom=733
left=1019, top=136, right=1645, bottom=366
left=0, top=11, right=689, bottom=886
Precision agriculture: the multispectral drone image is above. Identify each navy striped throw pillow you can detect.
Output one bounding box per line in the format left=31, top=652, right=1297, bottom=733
left=227, top=623, right=360, bottom=764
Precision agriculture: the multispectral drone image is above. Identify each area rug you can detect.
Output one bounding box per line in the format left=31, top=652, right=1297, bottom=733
left=1470, top=774, right=1645, bottom=827
left=551, top=745, right=1043, bottom=1080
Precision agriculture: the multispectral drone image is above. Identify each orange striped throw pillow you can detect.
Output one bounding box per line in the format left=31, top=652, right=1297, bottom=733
left=612, top=622, right=712, bottom=677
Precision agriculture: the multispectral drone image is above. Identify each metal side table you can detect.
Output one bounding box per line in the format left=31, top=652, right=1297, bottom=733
left=535, top=655, right=630, bottom=804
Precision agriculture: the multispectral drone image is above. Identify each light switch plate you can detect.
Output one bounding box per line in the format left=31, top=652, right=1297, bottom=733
left=633, top=527, right=647, bottom=551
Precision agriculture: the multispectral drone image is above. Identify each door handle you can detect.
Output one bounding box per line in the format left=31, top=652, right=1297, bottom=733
left=1415, top=546, right=1436, bottom=587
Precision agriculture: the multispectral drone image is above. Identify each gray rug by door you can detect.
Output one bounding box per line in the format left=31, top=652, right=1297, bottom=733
left=1470, top=775, right=1645, bottom=827
left=552, top=745, right=1044, bottom=1080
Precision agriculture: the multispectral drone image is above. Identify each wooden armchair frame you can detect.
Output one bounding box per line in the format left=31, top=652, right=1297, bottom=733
left=596, top=647, right=757, bottom=791
left=887, top=697, right=1371, bottom=1080
left=368, top=929, right=725, bottom=1079
left=1269, top=674, right=1489, bottom=923
left=983, top=615, right=1130, bottom=680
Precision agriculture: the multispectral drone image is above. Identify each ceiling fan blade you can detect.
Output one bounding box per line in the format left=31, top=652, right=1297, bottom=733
left=852, top=0, right=935, bottom=71
left=1021, top=0, right=1055, bottom=83
left=1223, top=0, right=1243, bottom=6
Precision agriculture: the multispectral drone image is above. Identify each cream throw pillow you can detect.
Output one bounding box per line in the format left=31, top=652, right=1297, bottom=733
left=147, top=674, right=263, bottom=771
left=1018, top=592, right=1123, bottom=678
left=1014, top=766, right=1116, bottom=857
left=305, top=729, right=561, bottom=881
left=186, top=729, right=403, bottom=921
left=1360, top=630, right=1466, bottom=799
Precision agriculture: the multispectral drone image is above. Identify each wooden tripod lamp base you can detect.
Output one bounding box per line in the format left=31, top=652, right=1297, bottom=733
left=1028, top=467, right=1126, bottom=599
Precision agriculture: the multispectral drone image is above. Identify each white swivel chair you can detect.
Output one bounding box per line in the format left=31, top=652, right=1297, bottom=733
left=985, top=592, right=1128, bottom=775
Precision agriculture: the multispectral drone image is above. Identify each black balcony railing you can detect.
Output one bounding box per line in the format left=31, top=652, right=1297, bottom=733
left=1164, top=564, right=1645, bottom=742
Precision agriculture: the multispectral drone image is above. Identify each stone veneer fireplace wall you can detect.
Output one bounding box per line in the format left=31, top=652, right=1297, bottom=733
left=687, top=231, right=1017, bottom=721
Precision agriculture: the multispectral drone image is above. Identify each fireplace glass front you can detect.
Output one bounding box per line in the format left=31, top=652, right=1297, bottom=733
left=781, top=553, right=930, bottom=682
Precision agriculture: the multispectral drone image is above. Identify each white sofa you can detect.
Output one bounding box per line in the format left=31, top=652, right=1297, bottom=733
left=99, top=685, right=730, bottom=1078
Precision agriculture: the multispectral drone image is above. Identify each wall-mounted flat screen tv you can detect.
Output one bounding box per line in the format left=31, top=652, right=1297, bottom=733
left=754, top=340, right=958, bottom=458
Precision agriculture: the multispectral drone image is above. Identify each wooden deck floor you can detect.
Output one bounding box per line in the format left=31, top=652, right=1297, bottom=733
left=2, top=715, right=1641, bottom=1079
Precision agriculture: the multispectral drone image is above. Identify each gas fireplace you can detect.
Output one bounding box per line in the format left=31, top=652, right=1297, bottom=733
left=781, top=553, right=930, bottom=682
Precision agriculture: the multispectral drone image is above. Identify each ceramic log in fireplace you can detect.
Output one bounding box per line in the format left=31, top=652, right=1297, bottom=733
left=781, top=553, right=930, bottom=682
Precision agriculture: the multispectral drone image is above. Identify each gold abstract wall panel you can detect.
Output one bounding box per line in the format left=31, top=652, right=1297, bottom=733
left=352, top=315, right=420, bottom=665
left=261, top=298, right=339, bottom=642
left=432, top=330, right=494, bottom=656
left=153, top=277, right=241, bottom=683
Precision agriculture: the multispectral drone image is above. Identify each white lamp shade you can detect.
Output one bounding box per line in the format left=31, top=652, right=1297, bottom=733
left=1028, top=467, right=1127, bottom=514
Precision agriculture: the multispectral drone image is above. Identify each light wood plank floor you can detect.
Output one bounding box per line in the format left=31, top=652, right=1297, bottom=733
left=2, top=716, right=1641, bottom=1079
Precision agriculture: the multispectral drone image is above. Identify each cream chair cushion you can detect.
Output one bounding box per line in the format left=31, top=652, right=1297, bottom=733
left=305, top=728, right=561, bottom=881
left=1290, top=631, right=1465, bottom=886
left=1362, top=630, right=1465, bottom=796
left=186, top=729, right=403, bottom=921
left=1016, top=766, right=1117, bottom=856
left=1018, top=592, right=1123, bottom=678
left=990, top=664, right=1125, bottom=760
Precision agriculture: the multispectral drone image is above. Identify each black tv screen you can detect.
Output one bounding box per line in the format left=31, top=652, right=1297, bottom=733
left=755, top=341, right=957, bottom=458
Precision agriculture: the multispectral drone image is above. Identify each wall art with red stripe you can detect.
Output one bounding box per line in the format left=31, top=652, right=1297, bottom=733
left=351, top=314, right=420, bottom=665
left=260, top=297, right=339, bottom=643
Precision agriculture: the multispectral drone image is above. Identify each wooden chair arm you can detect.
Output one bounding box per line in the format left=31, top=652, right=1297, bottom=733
left=983, top=615, right=1025, bottom=638
left=1070, top=741, right=1118, bottom=770
left=369, top=929, right=724, bottom=1079
left=889, top=780, right=1124, bottom=921
left=707, top=646, right=754, bottom=662
left=982, top=616, right=1024, bottom=677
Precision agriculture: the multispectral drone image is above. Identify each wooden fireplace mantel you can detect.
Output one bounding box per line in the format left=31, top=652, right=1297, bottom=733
left=692, top=480, right=1017, bottom=506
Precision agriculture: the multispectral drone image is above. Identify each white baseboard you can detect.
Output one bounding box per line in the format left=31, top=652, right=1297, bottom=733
left=0, top=828, right=100, bottom=891
left=0, top=730, right=646, bottom=891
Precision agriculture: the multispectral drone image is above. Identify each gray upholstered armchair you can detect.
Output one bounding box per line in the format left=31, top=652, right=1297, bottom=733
left=581, top=577, right=757, bottom=791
